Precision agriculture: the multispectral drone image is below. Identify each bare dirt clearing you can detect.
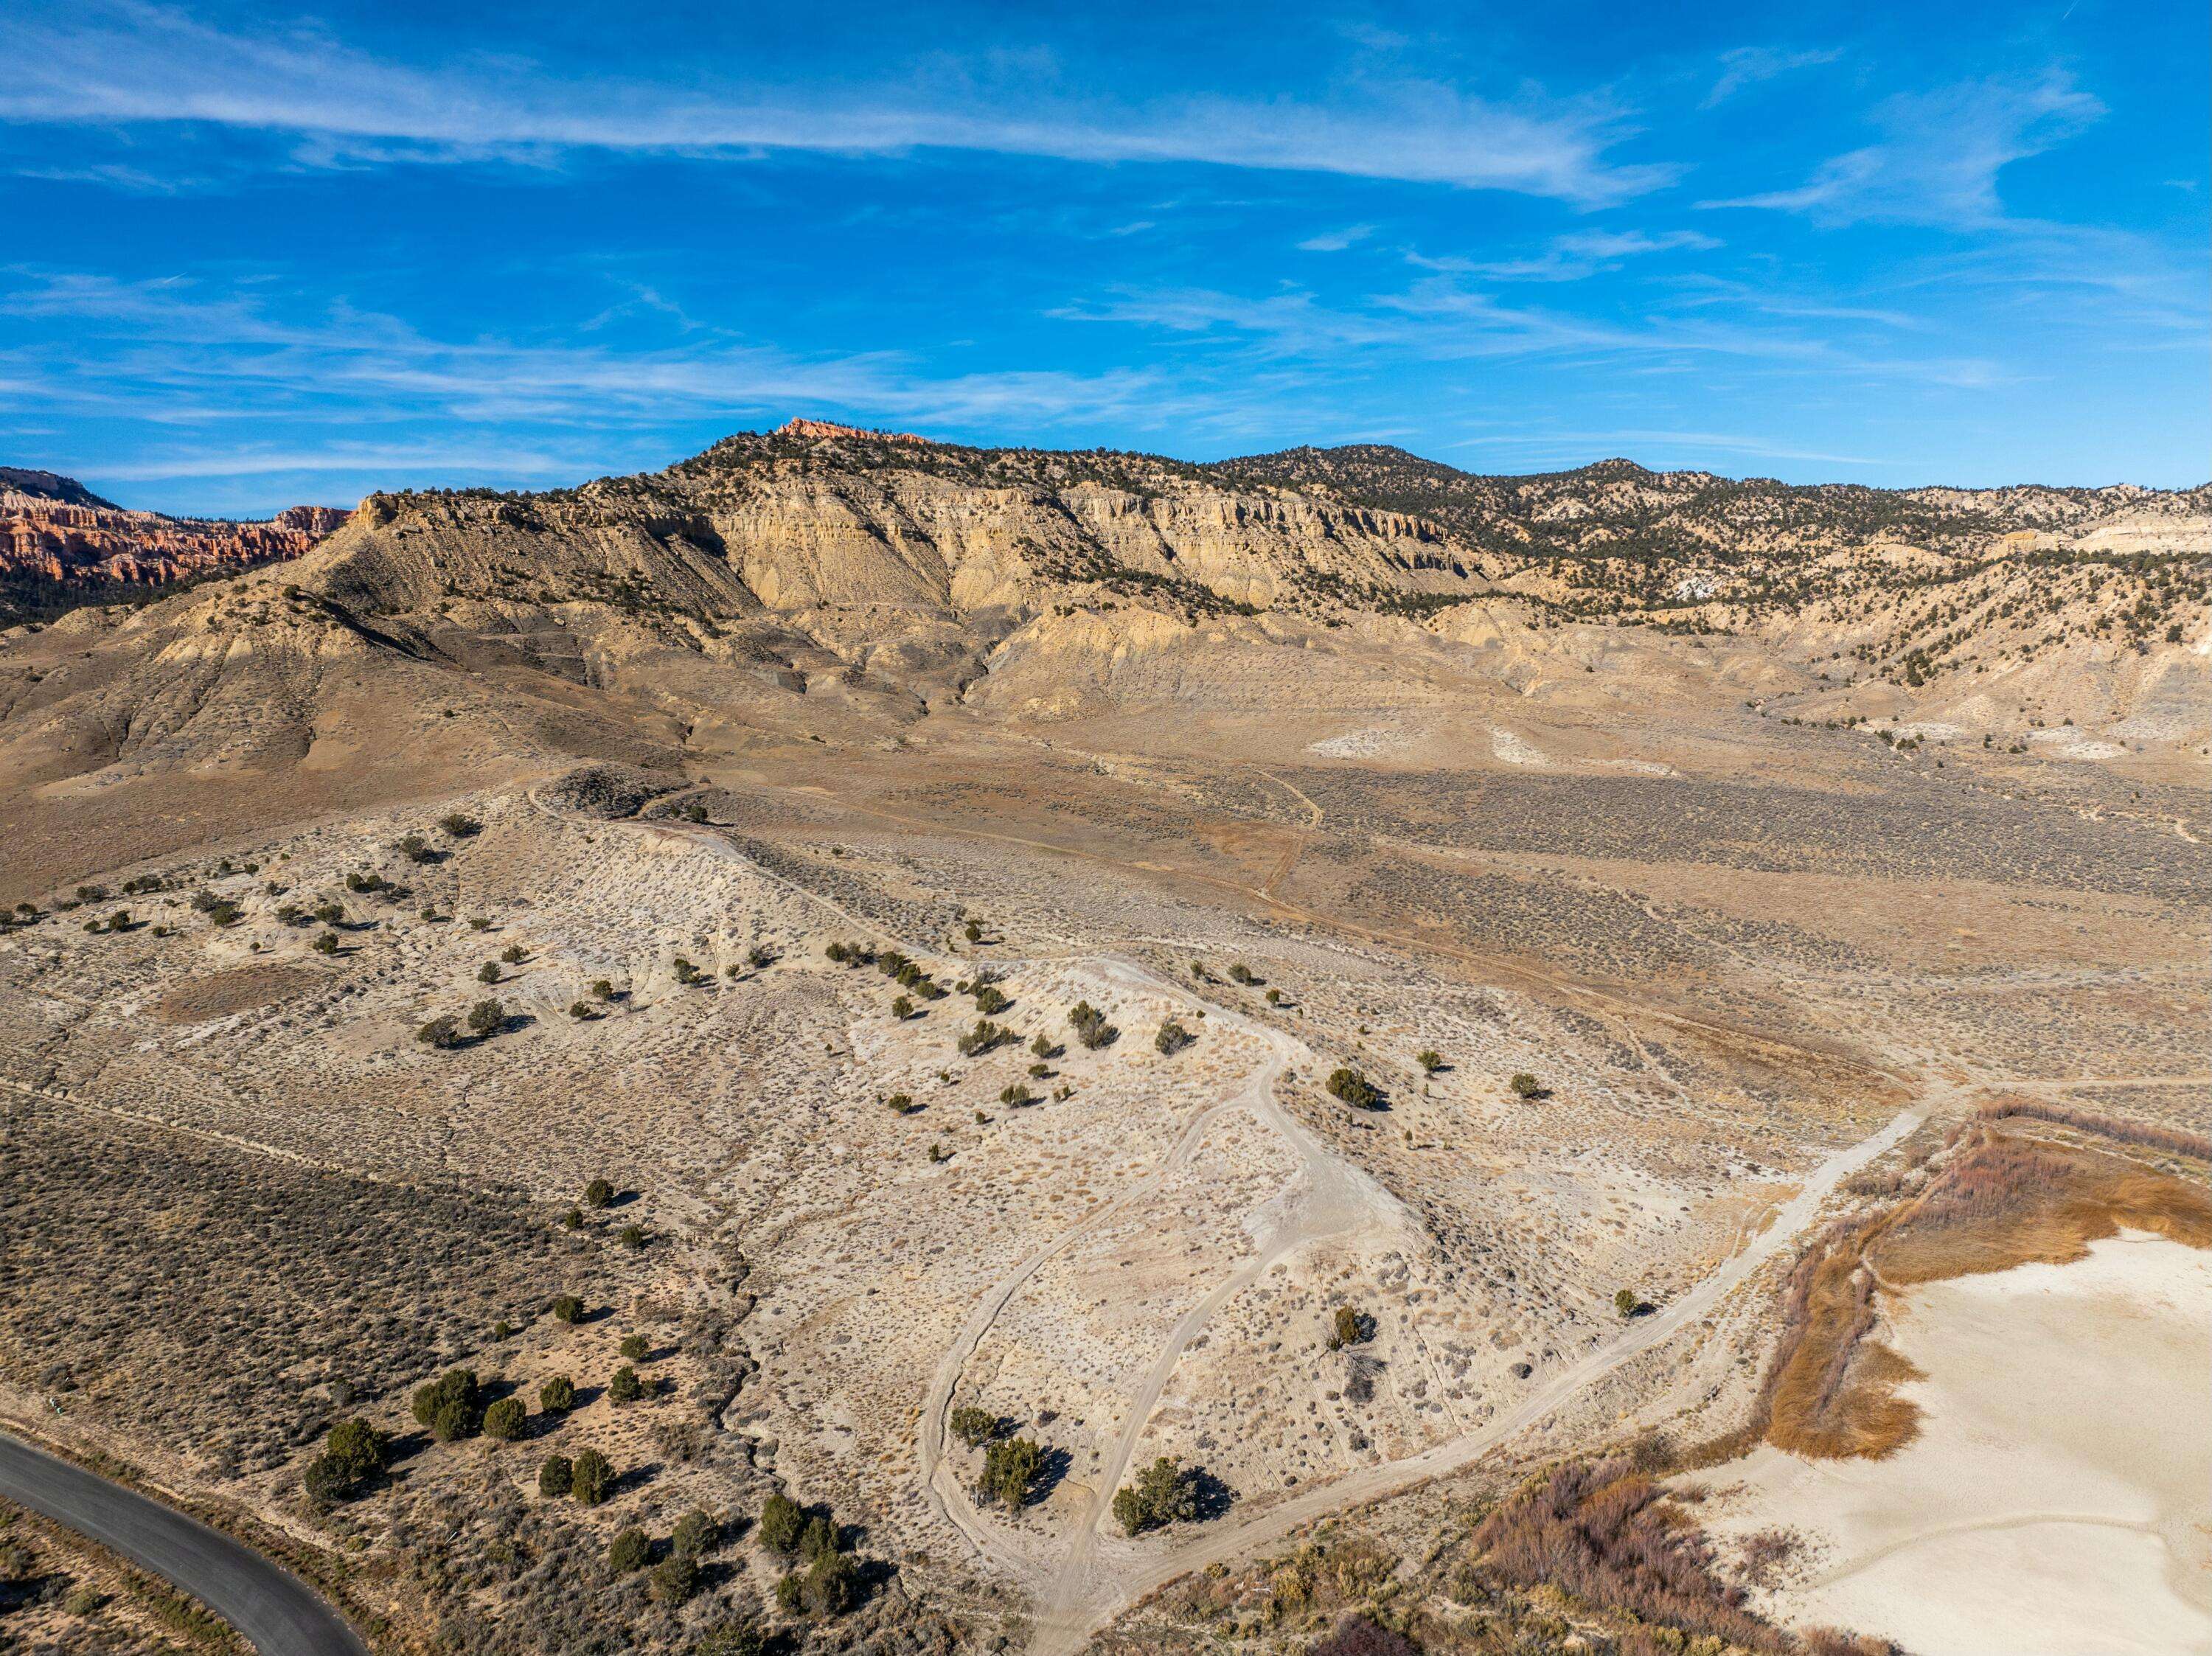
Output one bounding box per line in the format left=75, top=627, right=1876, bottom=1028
left=1697, top=1234, right=2212, bottom=1656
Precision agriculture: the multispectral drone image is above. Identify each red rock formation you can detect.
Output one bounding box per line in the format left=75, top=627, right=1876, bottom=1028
left=0, top=478, right=352, bottom=596
left=776, top=417, right=931, bottom=445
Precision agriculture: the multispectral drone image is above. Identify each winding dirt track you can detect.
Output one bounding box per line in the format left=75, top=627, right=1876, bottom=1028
left=558, top=790, right=1929, bottom=1655
left=1024, top=1101, right=1925, bottom=1655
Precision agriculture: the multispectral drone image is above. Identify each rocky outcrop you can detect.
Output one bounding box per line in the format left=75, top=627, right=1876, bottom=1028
left=1, top=476, right=352, bottom=613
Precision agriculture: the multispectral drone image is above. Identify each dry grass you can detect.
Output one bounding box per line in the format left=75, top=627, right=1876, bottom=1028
left=1756, top=1126, right=2212, bottom=1459
left=0, top=1094, right=617, bottom=1476
left=153, top=961, right=326, bottom=1026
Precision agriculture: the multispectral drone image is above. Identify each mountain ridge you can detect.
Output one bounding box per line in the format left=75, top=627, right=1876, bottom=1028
left=1, top=470, right=352, bottom=622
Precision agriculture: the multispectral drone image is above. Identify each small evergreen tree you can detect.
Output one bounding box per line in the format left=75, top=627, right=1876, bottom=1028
left=758, top=1492, right=805, bottom=1554
left=1326, top=1068, right=1381, bottom=1109
left=670, top=1508, right=720, bottom=1559
left=571, top=1448, right=613, bottom=1505
left=983, top=1438, right=1046, bottom=1508
left=949, top=1405, right=999, bottom=1447
left=650, top=1552, right=701, bottom=1607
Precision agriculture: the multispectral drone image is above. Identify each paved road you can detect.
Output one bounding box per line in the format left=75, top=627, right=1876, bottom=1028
left=0, top=1430, right=369, bottom=1656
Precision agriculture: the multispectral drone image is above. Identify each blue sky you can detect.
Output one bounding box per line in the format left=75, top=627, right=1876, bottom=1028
left=0, top=0, right=2202, bottom=515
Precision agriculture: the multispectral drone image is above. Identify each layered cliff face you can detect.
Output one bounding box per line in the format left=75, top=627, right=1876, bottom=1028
left=0, top=422, right=2202, bottom=842
left=306, top=423, right=1477, bottom=627
left=0, top=474, right=351, bottom=619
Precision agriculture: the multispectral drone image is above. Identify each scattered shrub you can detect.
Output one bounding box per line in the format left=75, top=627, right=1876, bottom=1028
left=1327, top=1068, right=1381, bottom=1110
left=608, top=1527, right=652, bottom=1573
left=671, top=1508, right=720, bottom=1558
left=304, top=1416, right=387, bottom=1501
left=483, top=1397, right=527, bottom=1441
left=758, top=1493, right=805, bottom=1555
left=694, top=1622, right=767, bottom=1656
left=410, top=1368, right=482, bottom=1438
left=538, top=1455, right=574, bottom=1497
left=571, top=1448, right=614, bottom=1505
left=1154, top=1018, right=1192, bottom=1056
left=651, top=1551, right=701, bottom=1607
left=983, top=1437, right=1046, bottom=1507
left=1112, top=1455, right=1199, bottom=1535
left=956, top=1018, right=1010, bottom=1057
left=538, top=1374, right=577, bottom=1413
left=609, top=1365, right=643, bottom=1404
left=550, top=1295, right=585, bottom=1324
left=584, top=1178, right=615, bottom=1208
left=799, top=1548, right=858, bottom=1615
left=1068, top=1001, right=1119, bottom=1049
left=950, top=1405, right=1000, bottom=1447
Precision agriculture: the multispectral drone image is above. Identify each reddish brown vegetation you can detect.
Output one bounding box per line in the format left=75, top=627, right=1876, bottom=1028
left=1468, top=1458, right=1790, bottom=1654
left=1309, top=1615, right=1419, bottom=1656
left=1753, top=1124, right=2212, bottom=1458
left=1975, top=1098, right=2211, bottom=1162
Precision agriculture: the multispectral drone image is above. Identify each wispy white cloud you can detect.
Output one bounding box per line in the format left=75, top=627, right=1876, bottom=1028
left=1298, top=224, right=1376, bottom=252
left=1059, top=273, right=2002, bottom=386
left=1414, top=227, right=1719, bottom=282
left=1702, top=46, right=1843, bottom=109
left=77, top=442, right=591, bottom=481
left=0, top=3, right=1675, bottom=204
left=1699, top=73, right=2104, bottom=226
left=0, top=268, right=1203, bottom=435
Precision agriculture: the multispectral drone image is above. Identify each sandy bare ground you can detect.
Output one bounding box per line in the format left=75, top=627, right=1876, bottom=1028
left=1698, top=1233, right=2212, bottom=1656
left=1023, top=1102, right=1927, bottom=1654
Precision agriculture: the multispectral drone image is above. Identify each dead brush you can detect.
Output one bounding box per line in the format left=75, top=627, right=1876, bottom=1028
left=1976, top=1098, right=2211, bottom=1162
left=1753, top=1124, right=2212, bottom=1460
left=1465, top=1458, right=1792, bottom=1654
